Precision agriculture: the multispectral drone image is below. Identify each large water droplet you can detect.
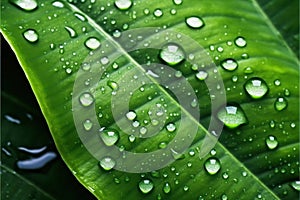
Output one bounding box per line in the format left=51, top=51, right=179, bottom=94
left=204, top=157, right=221, bottom=175
left=85, top=37, right=101, bottom=50
left=10, top=0, right=38, bottom=11
left=153, top=9, right=163, bottom=17
left=160, top=43, right=185, bottom=66
left=114, top=0, right=132, bottom=10
left=126, top=111, right=136, bottom=120
left=196, top=71, right=208, bottom=80
left=274, top=97, right=288, bottom=111
left=244, top=77, right=269, bottom=99
left=163, top=182, right=171, bottom=194
left=65, top=26, right=77, bottom=38
left=173, top=0, right=182, bottom=5
left=139, top=179, right=154, bottom=194
left=221, top=59, right=238, bottom=71
left=234, top=36, right=247, bottom=47
left=265, top=135, right=278, bottom=150
left=23, top=29, right=39, bottom=43
left=99, top=129, right=119, bottom=146
left=290, top=181, right=300, bottom=191
left=217, top=105, right=247, bottom=129
left=185, top=16, right=204, bottom=29
left=107, top=80, right=119, bottom=90
left=79, top=92, right=94, bottom=107
left=52, top=1, right=64, bottom=8
left=166, top=123, right=176, bottom=132
left=99, top=157, right=115, bottom=171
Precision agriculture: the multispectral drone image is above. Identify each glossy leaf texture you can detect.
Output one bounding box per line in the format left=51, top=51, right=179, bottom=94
left=1, top=0, right=299, bottom=200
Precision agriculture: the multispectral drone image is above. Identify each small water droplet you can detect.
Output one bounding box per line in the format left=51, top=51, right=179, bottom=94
left=196, top=71, right=208, bottom=80
left=23, top=29, right=39, bottom=43
left=126, top=111, right=136, bottom=120
left=173, top=0, right=182, bottom=5
left=160, top=43, right=185, bottom=66
left=166, top=123, right=176, bottom=132
left=290, top=181, right=300, bottom=191
left=163, top=182, right=171, bottom=193
left=114, top=0, right=132, bottom=11
left=99, top=157, right=115, bottom=171
left=83, top=119, right=93, bottom=131
left=158, top=142, right=167, bottom=149
left=274, top=97, right=288, bottom=111
left=81, top=62, right=91, bottom=71
left=107, top=80, right=119, bottom=90
left=65, top=68, right=72, bottom=74
left=244, top=77, right=269, bottom=99
left=222, top=172, right=229, bottom=179
left=139, top=179, right=154, bottom=194
left=99, top=129, right=119, bottom=146
left=79, top=92, right=94, bottom=106
left=217, top=105, right=247, bottom=129
left=284, top=89, right=290, bottom=97
left=265, top=135, right=278, bottom=150
left=65, top=26, right=77, bottom=38
left=221, top=59, right=238, bottom=71
left=274, top=79, right=281, bottom=86
left=244, top=67, right=253, bottom=74
left=85, top=37, right=101, bottom=50
left=10, top=0, right=38, bottom=11
left=52, top=1, right=64, bottom=8
left=221, top=194, right=228, bottom=200
left=128, top=135, right=136, bottom=142
left=204, top=157, right=221, bottom=175
left=269, top=120, right=275, bottom=128
left=153, top=9, right=163, bottom=17
left=234, top=36, right=247, bottom=47
left=185, top=16, right=204, bottom=29
left=183, top=185, right=189, bottom=191
left=74, top=12, right=86, bottom=21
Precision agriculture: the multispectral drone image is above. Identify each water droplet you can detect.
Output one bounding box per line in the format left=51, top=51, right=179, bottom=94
left=23, top=29, right=38, bottom=43
left=204, top=157, right=221, bottom=175
left=234, top=36, right=247, bottom=47
left=99, top=129, right=119, bottom=146
left=274, top=97, right=288, bottom=111
left=217, top=105, right=247, bottom=129
left=269, top=120, right=275, bottom=128
left=114, top=0, right=132, bottom=11
left=81, top=62, right=91, bottom=71
left=126, top=111, right=136, bottom=120
left=244, top=77, right=269, bottom=99
left=139, top=179, right=154, bottom=194
left=290, top=181, right=300, bottom=191
left=52, top=1, right=64, bottom=8
left=244, top=67, right=253, bottom=74
left=10, top=0, right=38, bottom=11
left=183, top=185, right=189, bottom=191
left=79, top=92, right=94, bottom=107
left=85, top=37, right=101, bottom=50
left=160, top=43, right=185, bottom=66
left=173, top=0, right=182, bottom=5
left=107, top=80, right=119, bottom=90
left=265, top=135, right=278, bottom=150
left=158, top=142, right=167, bottom=149
left=128, top=135, right=136, bottom=142
left=284, top=89, right=290, bottom=97
left=185, top=16, right=204, bottom=29
left=113, top=29, right=122, bottom=38
left=196, top=71, right=208, bottom=80
left=222, top=172, right=229, bottom=179
left=83, top=119, right=93, bottom=131
left=153, top=9, right=163, bottom=17
left=166, top=123, right=176, bottom=132
left=221, top=194, right=228, bottom=200
left=99, top=157, right=115, bottom=171
left=65, top=68, right=72, bottom=74
left=274, top=79, right=281, bottom=86
left=221, top=59, right=238, bottom=71
left=65, top=26, right=77, bottom=38
left=190, top=99, right=198, bottom=108
left=163, top=182, right=171, bottom=194
left=231, top=75, right=238, bottom=82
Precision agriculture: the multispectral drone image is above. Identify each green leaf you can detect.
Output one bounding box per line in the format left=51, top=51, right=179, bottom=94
left=1, top=0, right=299, bottom=200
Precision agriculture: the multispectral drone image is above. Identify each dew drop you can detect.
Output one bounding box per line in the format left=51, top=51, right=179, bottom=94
left=196, top=71, right=208, bottom=80
left=190, top=99, right=198, bottom=108
left=221, top=59, right=238, bottom=71
left=65, top=68, right=72, bottom=74
left=234, top=36, right=247, bottom=47
left=160, top=43, right=185, bottom=66
left=74, top=12, right=86, bottom=21
left=65, top=26, right=77, bottom=38
left=265, top=135, right=278, bottom=150
left=99, top=157, right=115, bottom=171
left=217, top=105, right=247, bottom=129
left=99, top=129, right=119, bottom=146
left=83, top=119, right=93, bottom=131
left=128, top=135, right=136, bottom=142
left=153, top=9, right=163, bottom=17
left=79, top=92, right=94, bottom=106
left=114, top=0, right=132, bottom=11
left=10, top=0, right=38, bottom=11
left=204, top=157, right=221, bottom=175
left=107, top=80, right=119, bottom=90
left=126, top=111, right=136, bottom=120
left=290, top=181, right=300, bottom=191
left=274, top=97, right=288, bottom=111
left=52, top=1, right=64, bottom=8
left=221, top=194, right=228, bottom=200
left=163, top=182, right=171, bottom=194
left=185, top=16, right=204, bottom=29
left=81, top=62, right=91, bottom=71
left=85, top=37, right=101, bottom=50
left=23, top=29, right=39, bottom=43
left=244, top=77, right=269, bottom=99
left=139, top=179, right=154, bottom=194
left=274, top=79, right=281, bottom=86
left=222, top=172, right=229, bottom=180
left=244, top=67, right=253, bottom=74
left=173, top=0, right=182, bottom=5
left=158, top=142, right=167, bottom=149
left=284, top=89, right=290, bottom=97
left=166, top=123, right=176, bottom=132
